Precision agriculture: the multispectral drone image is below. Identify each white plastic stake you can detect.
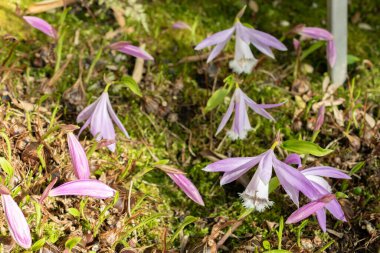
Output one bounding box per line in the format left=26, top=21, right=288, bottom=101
left=327, top=0, right=348, bottom=85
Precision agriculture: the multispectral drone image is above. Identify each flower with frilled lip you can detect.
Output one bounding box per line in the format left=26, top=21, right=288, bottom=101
left=195, top=20, right=286, bottom=74
left=0, top=185, right=32, bottom=249
left=77, top=91, right=129, bottom=152
left=216, top=87, right=284, bottom=140
left=203, top=146, right=319, bottom=212
left=294, top=25, right=336, bottom=67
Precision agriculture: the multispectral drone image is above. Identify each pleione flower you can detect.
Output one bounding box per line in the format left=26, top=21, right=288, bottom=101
left=294, top=25, right=336, bottom=67
left=314, top=105, right=325, bottom=132
left=67, top=132, right=90, bottom=179
left=48, top=180, right=116, bottom=199
left=203, top=147, right=319, bottom=211
left=23, top=16, right=58, bottom=39
left=109, top=41, right=154, bottom=61
left=216, top=87, right=284, bottom=140
left=77, top=92, right=129, bottom=152
left=0, top=186, right=32, bottom=249
left=167, top=173, right=204, bottom=206
left=284, top=154, right=350, bottom=231
left=195, top=20, right=287, bottom=74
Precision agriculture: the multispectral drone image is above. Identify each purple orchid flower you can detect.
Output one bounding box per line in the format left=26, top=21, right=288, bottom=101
left=195, top=20, right=287, bottom=74
left=284, top=154, right=350, bottom=231
left=172, top=21, right=191, bottom=30
left=48, top=180, right=116, bottom=199
left=216, top=87, right=284, bottom=140
left=109, top=42, right=154, bottom=61
left=294, top=26, right=336, bottom=67
left=23, top=16, right=58, bottom=39
left=67, top=132, right=90, bottom=179
left=77, top=92, right=129, bottom=152
left=204, top=147, right=320, bottom=211
left=0, top=185, right=32, bottom=249
left=167, top=173, right=204, bottom=206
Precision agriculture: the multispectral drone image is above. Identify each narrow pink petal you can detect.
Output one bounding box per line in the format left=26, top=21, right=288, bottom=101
left=77, top=98, right=100, bottom=123
left=301, top=166, right=351, bottom=179
left=219, top=155, right=263, bottom=185
left=109, top=42, right=154, bottom=61
left=284, top=153, right=302, bottom=168
left=325, top=199, right=347, bottom=222
left=23, top=16, right=57, bottom=39
left=258, top=150, right=274, bottom=184
left=49, top=180, right=115, bottom=199
left=206, top=38, right=230, bottom=63
left=195, top=27, right=235, bottom=50
left=2, top=195, right=32, bottom=249
left=167, top=173, right=204, bottom=206
left=204, top=157, right=258, bottom=172
left=299, top=27, right=333, bottom=41
left=244, top=96, right=276, bottom=121
left=293, top=38, right=301, bottom=51
left=172, top=21, right=191, bottom=30
left=314, top=105, right=325, bottom=131
left=215, top=93, right=235, bottom=135
left=286, top=200, right=327, bottom=224
left=67, top=133, right=90, bottom=180
left=106, top=96, right=130, bottom=139
left=316, top=208, right=327, bottom=232
left=327, top=40, right=336, bottom=67
left=255, top=101, right=286, bottom=109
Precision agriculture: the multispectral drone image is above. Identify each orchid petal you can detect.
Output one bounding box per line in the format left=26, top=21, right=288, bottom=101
left=203, top=157, right=257, bottom=172
left=255, top=101, right=286, bottom=109
left=216, top=94, right=235, bottom=135
left=258, top=150, right=274, bottom=184
left=1, top=195, right=32, bottom=249
left=308, top=176, right=332, bottom=193
left=316, top=208, right=327, bottom=232
left=286, top=200, right=326, bottom=224
left=106, top=97, right=130, bottom=138
left=284, top=153, right=302, bottom=168
left=327, top=39, right=336, bottom=67
left=325, top=199, right=347, bottom=222
left=207, top=38, right=230, bottom=63
left=23, top=16, right=57, bottom=39
left=244, top=96, right=276, bottom=121
left=67, top=133, right=90, bottom=180
left=49, top=180, right=115, bottom=199
left=109, top=42, right=154, bottom=61
left=167, top=173, right=204, bottom=206
left=219, top=155, right=263, bottom=185
left=302, top=166, right=351, bottom=179
left=172, top=21, right=191, bottom=30
left=299, top=27, right=333, bottom=41
left=77, top=99, right=99, bottom=123
left=195, top=27, right=235, bottom=50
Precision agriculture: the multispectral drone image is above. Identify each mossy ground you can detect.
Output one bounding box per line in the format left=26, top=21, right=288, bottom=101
left=0, top=0, right=379, bottom=252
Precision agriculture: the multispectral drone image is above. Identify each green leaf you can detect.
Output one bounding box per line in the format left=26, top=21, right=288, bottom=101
left=350, top=161, right=365, bottom=175
left=347, top=54, right=360, bottom=65
left=282, top=140, right=333, bottom=157
left=301, top=41, right=325, bottom=60
left=170, top=216, right=199, bottom=243
left=120, top=76, right=142, bottom=97
left=65, top=237, right=82, bottom=250
left=0, top=157, right=14, bottom=179
left=68, top=208, right=81, bottom=218
left=263, top=240, right=271, bottom=250
left=269, top=177, right=280, bottom=194
left=205, top=88, right=229, bottom=112
left=31, top=238, right=46, bottom=251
